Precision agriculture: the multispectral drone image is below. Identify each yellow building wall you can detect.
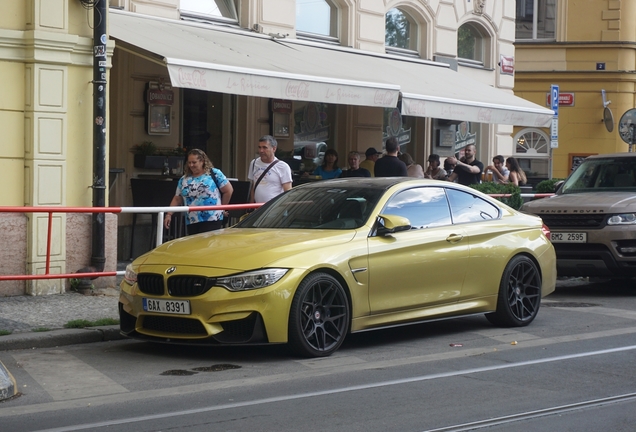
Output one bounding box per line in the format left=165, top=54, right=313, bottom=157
left=515, top=0, right=636, bottom=179
left=0, top=0, right=117, bottom=295
left=0, top=61, right=26, bottom=206
left=0, top=0, right=27, bottom=30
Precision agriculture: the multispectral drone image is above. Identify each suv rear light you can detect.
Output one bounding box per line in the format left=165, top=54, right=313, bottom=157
left=541, top=224, right=551, bottom=240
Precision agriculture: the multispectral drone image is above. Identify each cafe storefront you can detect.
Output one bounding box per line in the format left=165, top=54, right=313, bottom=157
left=108, top=9, right=553, bottom=259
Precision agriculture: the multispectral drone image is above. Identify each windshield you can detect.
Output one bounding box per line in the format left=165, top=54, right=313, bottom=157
left=236, top=184, right=385, bottom=229
left=560, top=158, right=636, bottom=194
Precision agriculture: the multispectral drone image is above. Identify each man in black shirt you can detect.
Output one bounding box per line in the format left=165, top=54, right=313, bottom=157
left=340, top=151, right=371, bottom=177
left=446, top=144, right=484, bottom=185
left=374, top=137, right=408, bottom=177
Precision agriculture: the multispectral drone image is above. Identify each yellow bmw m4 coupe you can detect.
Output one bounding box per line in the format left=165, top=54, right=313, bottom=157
left=119, top=178, right=556, bottom=357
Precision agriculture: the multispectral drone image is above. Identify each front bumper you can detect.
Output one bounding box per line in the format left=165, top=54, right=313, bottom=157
left=119, top=266, right=305, bottom=345
left=550, top=226, right=636, bottom=277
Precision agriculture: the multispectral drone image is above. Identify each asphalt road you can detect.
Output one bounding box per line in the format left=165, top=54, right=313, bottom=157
left=1, top=278, right=635, bottom=432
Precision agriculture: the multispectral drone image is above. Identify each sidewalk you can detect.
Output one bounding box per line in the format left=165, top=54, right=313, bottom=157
left=0, top=272, right=125, bottom=401
left=0, top=287, right=122, bottom=349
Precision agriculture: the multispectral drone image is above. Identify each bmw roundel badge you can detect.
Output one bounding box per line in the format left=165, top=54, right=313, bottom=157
left=166, top=267, right=176, bottom=274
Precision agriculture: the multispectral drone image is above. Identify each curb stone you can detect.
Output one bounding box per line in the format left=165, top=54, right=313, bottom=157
left=0, top=325, right=124, bottom=352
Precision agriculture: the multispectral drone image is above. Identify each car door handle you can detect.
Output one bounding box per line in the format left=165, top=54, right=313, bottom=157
left=446, top=233, right=464, bottom=243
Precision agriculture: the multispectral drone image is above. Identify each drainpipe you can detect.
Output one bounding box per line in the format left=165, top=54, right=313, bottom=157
left=84, top=0, right=108, bottom=277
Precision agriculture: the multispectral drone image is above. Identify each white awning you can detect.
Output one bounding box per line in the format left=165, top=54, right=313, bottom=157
left=109, top=10, right=400, bottom=108
left=278, top=41, right=553, bottom=127
left=109, top=10, right=553, bottom=127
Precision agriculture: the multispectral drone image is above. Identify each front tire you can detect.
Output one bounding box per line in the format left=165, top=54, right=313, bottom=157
left=288, top=272, right=350, bottom=357
left=486, top=255, right=542, bottom=327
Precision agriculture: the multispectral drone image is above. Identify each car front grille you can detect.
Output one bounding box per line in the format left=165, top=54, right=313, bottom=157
left=142, top=315, right=207, bottom=335
left=539, top=213, right=606, bottom=229
left=137, top=273, right=165, bottom=295
left=168, top=276, right=214, bottom=297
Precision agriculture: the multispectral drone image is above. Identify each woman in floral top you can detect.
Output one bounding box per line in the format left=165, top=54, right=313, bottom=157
left=164, top=149, right=233, bottom=235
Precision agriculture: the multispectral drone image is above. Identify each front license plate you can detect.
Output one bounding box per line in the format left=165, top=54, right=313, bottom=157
left=551, top=232, right=587, bottom=243
left=142, top=298, right=191, bottom=315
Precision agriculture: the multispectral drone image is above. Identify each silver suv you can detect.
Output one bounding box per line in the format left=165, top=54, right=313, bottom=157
left=521, top=153, right=636, bottom=278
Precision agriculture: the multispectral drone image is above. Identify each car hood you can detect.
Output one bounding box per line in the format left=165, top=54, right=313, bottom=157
left=137, top=228, right=358, bottom=270
left=522, top=192, right=636, bottom=213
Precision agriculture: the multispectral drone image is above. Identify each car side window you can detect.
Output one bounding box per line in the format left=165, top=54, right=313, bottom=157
left=383, top=187, right=452, bottom=229
left=446, top=188, right=500, bottom=223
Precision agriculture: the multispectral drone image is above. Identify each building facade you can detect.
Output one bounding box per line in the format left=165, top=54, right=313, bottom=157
left=514, top=0, right=636, bottom=179
left=0, top=0, right=551, bottom=295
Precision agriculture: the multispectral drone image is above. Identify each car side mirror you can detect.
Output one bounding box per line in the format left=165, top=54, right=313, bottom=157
left=376, top=214, right=411, bottom=236
left=554, top=180, right=564, bottom=193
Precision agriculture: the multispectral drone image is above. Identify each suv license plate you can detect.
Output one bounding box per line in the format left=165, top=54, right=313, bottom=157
left=551, top=232, right=587, bottom=243
left=143, top=298, right=190, bottom=315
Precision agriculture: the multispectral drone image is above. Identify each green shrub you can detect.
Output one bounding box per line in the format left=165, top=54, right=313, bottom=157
left=535, top=178, right=566, bottom=193
left=469, top=182, right=523, bottom=210
left=64, top=319, right=93, bottom=329
left=0, top=329, right=12, bottom=336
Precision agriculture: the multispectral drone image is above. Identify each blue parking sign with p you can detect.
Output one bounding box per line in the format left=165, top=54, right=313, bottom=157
left=551, top=84, right=559, bottom=116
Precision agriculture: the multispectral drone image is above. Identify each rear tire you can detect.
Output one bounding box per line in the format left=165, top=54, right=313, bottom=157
left=486, top=255, right=542, bottom=327
left=288, top=272, right=350, bottom=357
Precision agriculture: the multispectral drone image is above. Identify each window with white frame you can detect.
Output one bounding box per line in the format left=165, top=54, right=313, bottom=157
left=385, top=8, right=419, bottom=57
left=296, top=0, right=339, bottom=44
left=516, top=0, right=556, bottom=40
left=180, top=0, right=238, bottom=24
left=514, top=128, right=550, bottom=178
left=457, top=22, right=488, bottom=68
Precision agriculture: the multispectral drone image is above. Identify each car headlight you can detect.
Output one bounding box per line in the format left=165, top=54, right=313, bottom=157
left=608, top=213, right=636, bottom=225
left=123, top=264, right=137, bottom=286
left=216, top=269, right=288, bottom=292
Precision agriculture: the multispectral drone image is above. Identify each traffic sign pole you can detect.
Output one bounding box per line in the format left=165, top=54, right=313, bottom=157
left=549, top=85, right=559, bottom=179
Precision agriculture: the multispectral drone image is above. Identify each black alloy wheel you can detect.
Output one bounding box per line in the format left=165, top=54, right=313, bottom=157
left=486, top=255, right=542, bottom=327
left=288, top=272, right=350, bottom=357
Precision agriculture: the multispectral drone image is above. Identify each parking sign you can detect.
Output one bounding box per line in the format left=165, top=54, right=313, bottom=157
left=550, top=85, right=559, bottom=148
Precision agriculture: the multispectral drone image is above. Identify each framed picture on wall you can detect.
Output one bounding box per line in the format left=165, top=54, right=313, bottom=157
left=437, top=130, right=455, bottom=147
left=148, top=105, right=171, bottom=135
left=271, top=99, right=293, bottom=138
left=568, top=153, right=597, bottom=172
left=146, top=82, right=174, bottom=135
left=273, top=112, right=290, bottom=138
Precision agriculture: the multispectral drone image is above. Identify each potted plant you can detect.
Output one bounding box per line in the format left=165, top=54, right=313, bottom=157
left=131, top=141, right=165, bottom=169
left=131, top=142, right=188, bottom=172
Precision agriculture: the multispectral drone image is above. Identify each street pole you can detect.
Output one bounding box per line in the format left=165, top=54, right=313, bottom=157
left=91, top=0, right=107, bottom=273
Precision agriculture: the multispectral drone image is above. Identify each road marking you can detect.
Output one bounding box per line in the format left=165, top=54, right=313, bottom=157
left=12, top=350, right=128, bottom=401
left=28, top=344, right=636, bottom=432
left=4, top=325, right=636, bottom=418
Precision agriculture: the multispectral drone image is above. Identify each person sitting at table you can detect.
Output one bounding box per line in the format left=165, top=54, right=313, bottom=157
left=340, top=151, right=371, bottom=177
left=164, top=148, right=233, bottom=235
left=399, top=152, right=425, bottom=178
left=312, top=148, right=342, bottom=179
left=424, top=154, right=447, bottom=180
left=506, top=156, right=527, bottom=186
left=486, top=155, right=510, bottom=184
left=443, top=158, right=456, bottom=180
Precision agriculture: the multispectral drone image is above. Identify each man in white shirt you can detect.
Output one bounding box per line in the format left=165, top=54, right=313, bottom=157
left=248, top=135, right=293, bottom=203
